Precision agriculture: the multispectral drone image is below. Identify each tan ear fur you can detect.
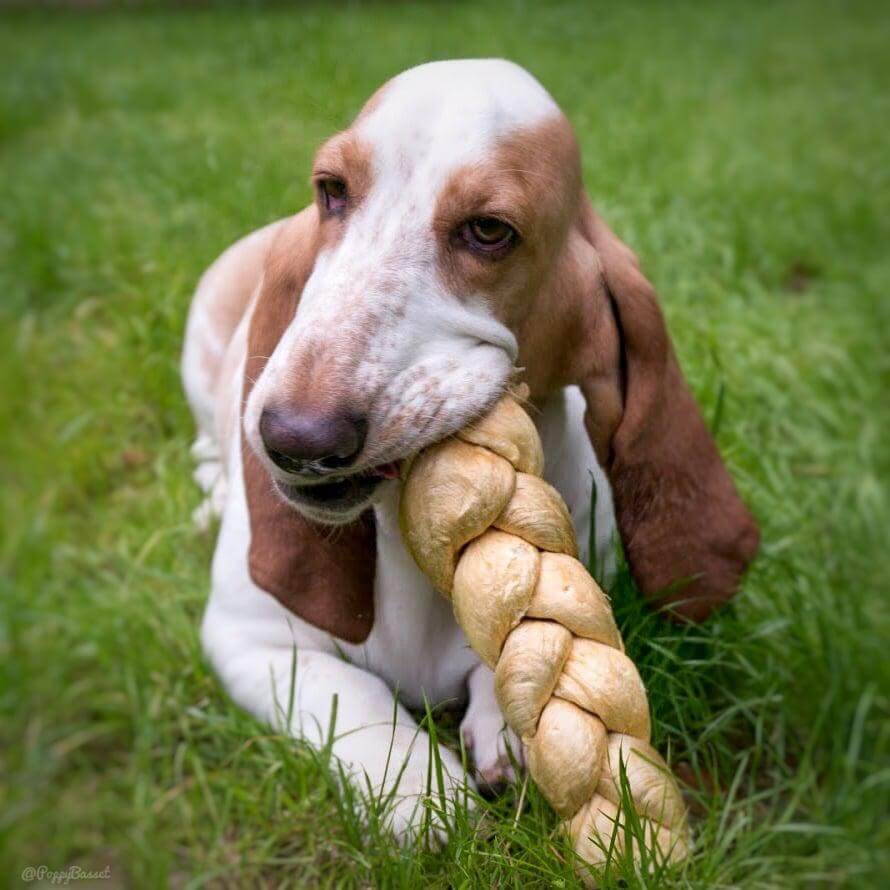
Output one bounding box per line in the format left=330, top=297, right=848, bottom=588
left=242, top=208, right=376, bottom=642
left=526, top=198, right=758, bottom=620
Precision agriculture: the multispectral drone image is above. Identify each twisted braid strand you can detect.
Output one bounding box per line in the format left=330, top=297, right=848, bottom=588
left=400, top=391, right=690, bottom=871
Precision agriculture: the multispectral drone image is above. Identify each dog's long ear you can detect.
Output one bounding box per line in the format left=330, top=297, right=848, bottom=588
left=565, top=200, right=759, bottom=620
left=242, top=210, right=376, bottom=642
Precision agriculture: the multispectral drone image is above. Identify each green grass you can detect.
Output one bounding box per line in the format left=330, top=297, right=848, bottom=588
left=2, top=0, right=889, bottom=886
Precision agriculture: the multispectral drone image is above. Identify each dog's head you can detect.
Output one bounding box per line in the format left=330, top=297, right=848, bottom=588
left=243, top=59, right=758, bottom=620
left=244, top=60, right=575, bottom=522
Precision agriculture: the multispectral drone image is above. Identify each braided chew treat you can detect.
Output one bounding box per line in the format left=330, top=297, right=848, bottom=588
left=400, top=390, right=690, bottom=872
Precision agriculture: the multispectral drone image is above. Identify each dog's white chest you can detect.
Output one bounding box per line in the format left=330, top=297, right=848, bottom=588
left=340, top=484, right=479, bottom=709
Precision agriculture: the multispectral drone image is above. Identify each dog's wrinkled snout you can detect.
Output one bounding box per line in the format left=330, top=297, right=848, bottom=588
left=259, top=405, right=367, bottom=474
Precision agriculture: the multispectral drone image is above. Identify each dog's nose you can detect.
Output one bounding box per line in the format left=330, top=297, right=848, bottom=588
left=259, top=406, right=367, bottom=473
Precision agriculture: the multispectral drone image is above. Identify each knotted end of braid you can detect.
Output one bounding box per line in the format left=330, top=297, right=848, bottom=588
left=400, top=389, right=690, bottom=876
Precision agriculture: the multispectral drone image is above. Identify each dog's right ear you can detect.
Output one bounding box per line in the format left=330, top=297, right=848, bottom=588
left=241, top=209, right=376, bottom=643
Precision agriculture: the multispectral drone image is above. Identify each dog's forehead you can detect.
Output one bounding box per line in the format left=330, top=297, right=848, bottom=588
left=354, top=59, right=560, bottom=181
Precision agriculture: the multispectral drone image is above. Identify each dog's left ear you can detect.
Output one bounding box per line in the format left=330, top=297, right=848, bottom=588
left=552, top=199, right=759, bottom=620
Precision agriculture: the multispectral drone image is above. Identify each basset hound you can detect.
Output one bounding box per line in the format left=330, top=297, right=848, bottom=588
left=181, top=59, right=758, bottom=840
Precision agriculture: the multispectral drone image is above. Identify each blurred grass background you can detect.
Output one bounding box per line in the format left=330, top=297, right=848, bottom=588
left=1, top=0, right=888, bottom=886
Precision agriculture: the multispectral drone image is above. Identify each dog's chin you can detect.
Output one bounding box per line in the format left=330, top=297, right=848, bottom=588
left=274, top=475, right=383, bottom=526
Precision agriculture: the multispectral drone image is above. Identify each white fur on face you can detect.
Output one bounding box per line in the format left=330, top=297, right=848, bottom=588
left=248, top=60, right=561, bottom=469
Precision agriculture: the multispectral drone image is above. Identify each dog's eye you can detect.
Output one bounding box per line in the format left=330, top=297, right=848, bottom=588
left=461, top=217, right=517, bottom=254
left=318, top=178, right=348, bottom=213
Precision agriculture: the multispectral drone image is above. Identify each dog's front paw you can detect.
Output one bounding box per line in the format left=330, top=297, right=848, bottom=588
left=461, top=663, right=524, bottom=793
left=460, top=702, right=524, bottom=793
left=362, top=737, right=475, bottom=846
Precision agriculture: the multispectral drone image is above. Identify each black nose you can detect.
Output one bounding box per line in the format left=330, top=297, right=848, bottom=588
left=259, top=406, right=367, bottom=474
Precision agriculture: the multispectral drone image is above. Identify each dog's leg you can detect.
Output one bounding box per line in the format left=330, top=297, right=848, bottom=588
left=181, top=299, right=228, bottom=530
left=460, top=663, right=522, bottom=791
left=189, top=432, right=227, bottom=530
left=202, top=598, right=471, bottom=842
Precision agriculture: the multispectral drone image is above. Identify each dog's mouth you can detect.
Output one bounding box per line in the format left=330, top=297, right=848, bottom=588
left=275, top=461, right=401, bottom=523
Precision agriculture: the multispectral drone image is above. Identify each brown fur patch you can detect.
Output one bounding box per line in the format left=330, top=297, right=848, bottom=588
left=433, top=114, right=580, bottom=331
left=354, top=81, right=391, bottom=121
left=312, top=131, right=375, bottom=219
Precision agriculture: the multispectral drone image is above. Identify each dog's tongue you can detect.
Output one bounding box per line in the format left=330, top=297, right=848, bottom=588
left=373, top=461, right=401, bottom=479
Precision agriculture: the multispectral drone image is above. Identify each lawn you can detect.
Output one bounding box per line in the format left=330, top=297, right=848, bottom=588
left=1, top=0, right=888, bottom=886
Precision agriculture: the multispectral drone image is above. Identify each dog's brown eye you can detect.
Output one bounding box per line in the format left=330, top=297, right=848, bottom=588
left=318, top=178, right=347, bottom=213
left=462, top=217, right=517, bottom=254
